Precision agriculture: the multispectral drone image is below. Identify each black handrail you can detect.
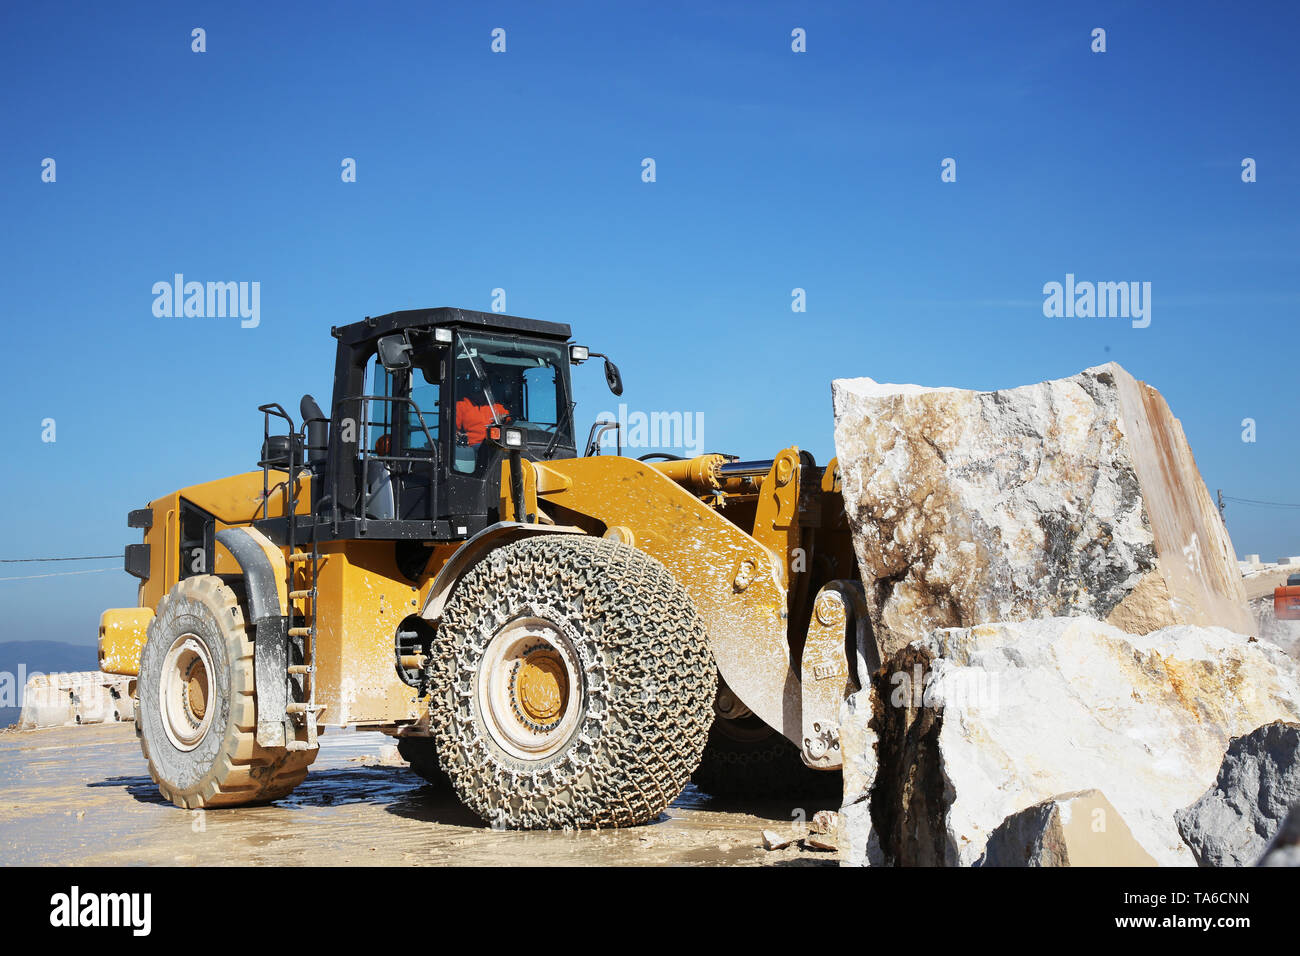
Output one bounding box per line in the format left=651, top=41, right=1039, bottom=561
left=351, top=393, right=440, bottom=535
left=584, top=420, right=621, bottom=457
left=258, top=395, right=442, bottom=543
left=257, top=403, right=297, bottom=525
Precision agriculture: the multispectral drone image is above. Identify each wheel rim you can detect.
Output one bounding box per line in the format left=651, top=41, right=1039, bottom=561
left=160, top=633, right=215, bottom=752
left=477, top=617, right=582, bottom=761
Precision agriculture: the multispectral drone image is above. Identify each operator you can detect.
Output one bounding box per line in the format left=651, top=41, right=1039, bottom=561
left=455, top=375, right=510, bottom=446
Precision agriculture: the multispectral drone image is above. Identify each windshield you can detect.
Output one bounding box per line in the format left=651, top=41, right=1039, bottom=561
left=451, top=331, right=570, bottom=471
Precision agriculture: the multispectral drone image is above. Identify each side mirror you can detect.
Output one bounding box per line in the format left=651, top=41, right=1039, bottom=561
left=377, top=334, right=412, bottom=371
left=578, top=348, right=624, bottom=396
left=603, top=358, right=623, bottom=396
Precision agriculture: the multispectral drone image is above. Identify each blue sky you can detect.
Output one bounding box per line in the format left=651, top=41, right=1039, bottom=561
left=1, top=0, right=1297, bottom=646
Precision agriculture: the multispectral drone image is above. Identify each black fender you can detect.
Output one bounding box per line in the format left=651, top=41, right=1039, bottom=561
left=419, top=521, right=587, bottom=623
left=215, top=527, right=292, bottom=748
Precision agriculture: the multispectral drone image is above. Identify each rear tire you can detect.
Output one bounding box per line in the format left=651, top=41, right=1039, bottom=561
left=692, top=712, right=841, bottom=800
left=137, top=575, right=314, bottom=808
left=396, top=737, right=451, bottom=789
left=430, top=536, right=716, bottom=829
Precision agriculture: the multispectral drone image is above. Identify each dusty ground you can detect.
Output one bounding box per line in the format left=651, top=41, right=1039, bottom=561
left=0, top=723, right=841, bottom=866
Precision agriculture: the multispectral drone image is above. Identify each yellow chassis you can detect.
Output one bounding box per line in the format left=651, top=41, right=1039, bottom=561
left=99, top=449, right=869, bottom=770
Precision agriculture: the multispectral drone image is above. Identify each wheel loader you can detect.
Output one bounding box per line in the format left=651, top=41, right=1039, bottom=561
left=1278, top=574, right=1300, bottom=621
left=98, top=307, right=873, bottom=828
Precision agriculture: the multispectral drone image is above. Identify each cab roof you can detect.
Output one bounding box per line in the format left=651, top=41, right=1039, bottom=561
left=332, top=307, right=572, bottom=346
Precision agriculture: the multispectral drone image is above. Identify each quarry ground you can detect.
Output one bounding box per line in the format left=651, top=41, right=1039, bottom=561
left=0, top=723, right=840, bottom=866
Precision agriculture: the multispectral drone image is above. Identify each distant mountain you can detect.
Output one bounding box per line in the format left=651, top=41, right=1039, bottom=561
left=0, top=640, right=98, bottom=727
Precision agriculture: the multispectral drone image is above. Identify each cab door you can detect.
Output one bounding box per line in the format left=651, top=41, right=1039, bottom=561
left=361, top=357, right=441, bottom=523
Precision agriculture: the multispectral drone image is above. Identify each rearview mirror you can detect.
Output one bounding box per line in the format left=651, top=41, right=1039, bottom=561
left=377, top=334, right=412, bottom=371
left=604, top=357, right=623, bottom=396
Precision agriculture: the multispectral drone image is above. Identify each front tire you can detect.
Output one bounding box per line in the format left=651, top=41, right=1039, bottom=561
left=137, top=575, right=314, bottom=808
left=430, top=536, right=716, bottom=829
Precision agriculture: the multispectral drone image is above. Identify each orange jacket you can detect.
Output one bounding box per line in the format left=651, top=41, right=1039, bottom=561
left=456, top=398, right=509, bottom=445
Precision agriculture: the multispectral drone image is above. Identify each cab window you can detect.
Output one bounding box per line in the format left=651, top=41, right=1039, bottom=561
left=367, top=358, right=439, bottom=457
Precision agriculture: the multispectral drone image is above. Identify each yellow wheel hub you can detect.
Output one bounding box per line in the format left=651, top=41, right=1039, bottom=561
left=185, top=659, right=209, bottom=720
left=160, top=634, right=216, bottom=752
left=479, top=618, right=582, bottom=760
left=515, top=650, right=567, bottom=726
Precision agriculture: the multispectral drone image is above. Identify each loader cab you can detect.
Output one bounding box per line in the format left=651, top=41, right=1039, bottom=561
left=306, top=308, right=579, bottom=543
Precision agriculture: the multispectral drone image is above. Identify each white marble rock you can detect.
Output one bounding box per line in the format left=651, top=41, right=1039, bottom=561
left=831, top=363, right=1253, bottom=658
left=839, top=618, right=1300, bottom=867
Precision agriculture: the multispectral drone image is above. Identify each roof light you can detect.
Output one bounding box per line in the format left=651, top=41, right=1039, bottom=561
left=433, top=327, right=453, bottom=344
left=569, top=345, right=589, bottom=364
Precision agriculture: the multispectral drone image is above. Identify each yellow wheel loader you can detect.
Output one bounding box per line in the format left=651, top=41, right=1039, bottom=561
left=98, top=307, right=873, bottom=828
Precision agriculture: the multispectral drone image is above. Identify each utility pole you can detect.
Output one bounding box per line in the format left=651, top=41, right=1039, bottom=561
left=1217, top=489, right=1226, bottom=524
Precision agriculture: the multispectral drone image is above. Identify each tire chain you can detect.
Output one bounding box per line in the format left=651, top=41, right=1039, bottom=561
left=429, top=536, right=717, bottom=829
